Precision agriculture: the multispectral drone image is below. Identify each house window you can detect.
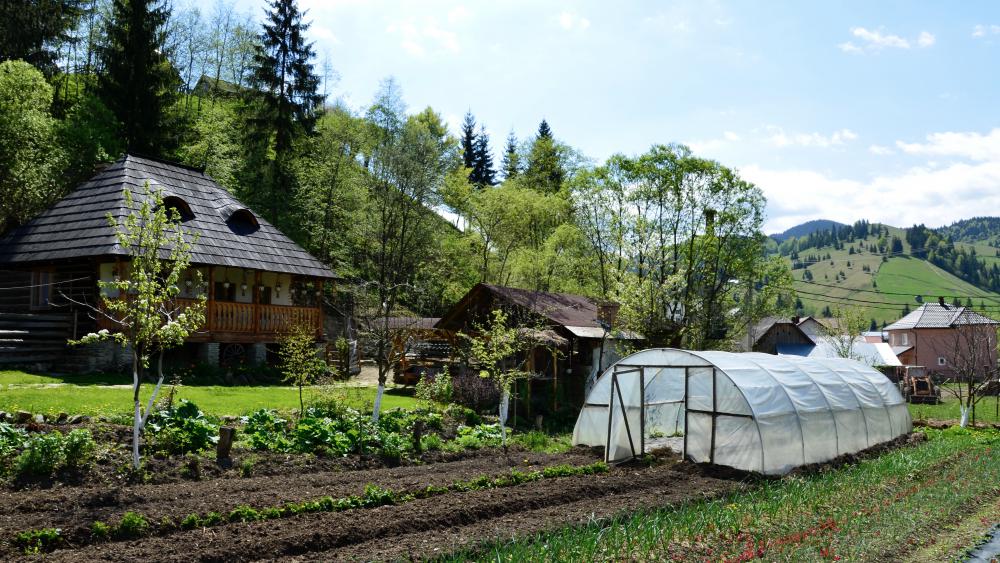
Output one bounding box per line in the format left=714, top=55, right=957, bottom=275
left=937, top=357, right=947, bottom=366
left=900, top=333, right=909, bottom=346
left=213, top=282, right=236, bottom=302
left=30, top=270, right=52, bottom=309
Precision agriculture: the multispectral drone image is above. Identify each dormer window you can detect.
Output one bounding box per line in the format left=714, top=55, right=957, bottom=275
left=161, top=196, right=195, bottom=222
left=221, top=204, right=260, bottom=234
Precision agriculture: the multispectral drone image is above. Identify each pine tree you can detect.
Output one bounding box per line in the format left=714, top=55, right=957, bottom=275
left=97, top=0, right=180, bottom=155
left=471, top=124, right=496, bottom=187
left=246, top=0, right=324, bottom=223
left=460, top=110, right=476, bottom=170
left=523, top=119, right=563, bottom=193
left=0, top=0, right=86, bottom=76
left=501, top=131, right=520, bottom=180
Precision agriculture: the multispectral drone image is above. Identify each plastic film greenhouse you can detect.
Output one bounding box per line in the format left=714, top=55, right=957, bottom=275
left=573, top=349, right=912, bottom=475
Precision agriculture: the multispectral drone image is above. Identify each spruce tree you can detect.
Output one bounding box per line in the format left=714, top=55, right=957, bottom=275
left=97, top=0, right=179, bottom=155
left=0, top=0, right=86, bottom=76
left=461, top=110, right=476, bottom=170
left=246, top=0, right=324, bottom=223
left=471, top=124, right=496, bottom=187
left=523, top=119, right=564, bottom=193
left=501, top=131, right=520, bottom=180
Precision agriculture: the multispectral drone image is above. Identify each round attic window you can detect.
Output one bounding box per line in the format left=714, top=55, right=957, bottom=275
left=221, top=205, right=259, bottom=234
left=161, top=196, right=194, bottom=221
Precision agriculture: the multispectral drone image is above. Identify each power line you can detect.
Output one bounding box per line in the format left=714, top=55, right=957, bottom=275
left=0, top=276, right=91, bottom=291
left=793, top=280, right=1000, bottom=303
left=793, top=286, right=1000, bottom=312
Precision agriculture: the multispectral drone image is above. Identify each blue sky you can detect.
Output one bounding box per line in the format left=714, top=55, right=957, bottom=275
left=223, top=0, right=1000, bottom=233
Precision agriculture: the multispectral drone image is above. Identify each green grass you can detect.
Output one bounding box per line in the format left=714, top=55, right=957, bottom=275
left=0, top=370, right=130, bottom=386
left=785, top=228, right=1000, bottom=324
left=908, top=385, right=1000, bottom=424
left=0, top=382, right=420, bottom=417
left=442, top=427, right=1000, bottom=561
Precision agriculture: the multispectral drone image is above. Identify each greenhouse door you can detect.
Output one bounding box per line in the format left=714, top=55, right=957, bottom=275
left=605, top=365, right=644, bottom=464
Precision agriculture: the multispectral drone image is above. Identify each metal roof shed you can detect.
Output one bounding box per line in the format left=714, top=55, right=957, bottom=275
left=573, top=349, right=911, bottom=475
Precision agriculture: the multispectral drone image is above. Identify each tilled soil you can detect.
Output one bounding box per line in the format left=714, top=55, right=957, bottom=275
left=0, top=448, right=739, bottom=562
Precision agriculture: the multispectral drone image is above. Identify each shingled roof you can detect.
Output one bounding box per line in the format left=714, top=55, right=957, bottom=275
left=884, top=303, right=1000, bottom=330
left=0, top=154, right=335, bottom=278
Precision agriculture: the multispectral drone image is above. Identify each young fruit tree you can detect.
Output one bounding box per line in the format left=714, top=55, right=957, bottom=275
left=70, top=184, right=205, bottom=468
left=461, top=308, right=536, bottom=448
left=821, top=307, right=869, bottom=362
left=279, top=322, right=329, bottom=418
left=933, top=321, right=1000, bottom=427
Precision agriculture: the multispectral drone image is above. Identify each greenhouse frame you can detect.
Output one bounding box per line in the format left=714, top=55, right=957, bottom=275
left=573, top=349, right=912, bottom=475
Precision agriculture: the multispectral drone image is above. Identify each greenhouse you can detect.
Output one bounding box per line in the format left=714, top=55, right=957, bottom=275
left=573, top=349, right=912, bottom=475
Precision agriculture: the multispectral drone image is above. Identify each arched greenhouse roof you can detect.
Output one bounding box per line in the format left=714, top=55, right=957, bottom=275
left=573, top=349, right=911, bottom=475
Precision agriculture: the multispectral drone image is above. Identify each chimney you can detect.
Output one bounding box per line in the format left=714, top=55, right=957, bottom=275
left=791, top=316, right=801, bottom=325
left=597, top=301, right=620, bottom=330
left=938, top=296, right=946, bottom=307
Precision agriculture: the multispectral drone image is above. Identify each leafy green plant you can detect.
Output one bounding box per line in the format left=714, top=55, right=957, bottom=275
left=180, top=513, right=201, bottom=530
left=240, top=455, right=257, bottom=477
left=90, top=521, right=110, bottom=539
left=279, top=323, right=329, bottom=417
left=228, top=505, right=262, bottom=522
left=415, top=368, right=453, bottom=404
left=0, top=421, right=26, bottom=458
left=147, top=399, right=218, bottom=454
left=115, top=512, right=149, bottom=539
left=14, top=528, right=62, bottom=554
left=455, top=423, right=504, bottom=449
left=241, top=409, right=290, bottom=451
left=62, top=429, right=97, bottom=469
left=421, top=433, right=444, bottom=451
left=14, top=432, right=66, bottom=478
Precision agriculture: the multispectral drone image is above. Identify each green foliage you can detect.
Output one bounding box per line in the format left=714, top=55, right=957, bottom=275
left=90, top=521, right=110, bottom=539
left=454, top=424, right=504, bottom=449
left=279, top=323, right=328, bottom=416
left=228, top=505, right=263, bottom=522
left=14, top=528, right=62, bottom=554
left=241, top=409, right=291, bottom=451
left=180, top=513, right=200, bottom=530
left=415, top=369, right=453, bottom=404
left=14, top=432, right=66, bottom=478
left=0, top=60, right=66, bottom=233
left=147, top=399, right=218, bottom=454
left=0, top=0, right=84, bottom=75
left=114, top=511, right=149, bottom=539
left=62, top=429, right=97, bottom=469
left=97, top=0, right=179, bottom=154
left=0, top=422, right=26, bottom=458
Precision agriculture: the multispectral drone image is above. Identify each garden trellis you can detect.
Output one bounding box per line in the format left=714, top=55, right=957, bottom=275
left=573, top=349, right=911, bottom=474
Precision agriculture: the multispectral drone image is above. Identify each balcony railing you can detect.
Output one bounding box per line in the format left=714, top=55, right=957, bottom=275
left=99, top=298, right=321, bottom=337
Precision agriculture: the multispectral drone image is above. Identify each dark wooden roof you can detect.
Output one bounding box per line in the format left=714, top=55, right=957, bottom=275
left=0, top=154, right=335, bottom=278
left=436, top=283, right=601, bottom=331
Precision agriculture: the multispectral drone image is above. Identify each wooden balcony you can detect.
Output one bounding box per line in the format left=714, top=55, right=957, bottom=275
left=100, top=298, right=323, bottom=343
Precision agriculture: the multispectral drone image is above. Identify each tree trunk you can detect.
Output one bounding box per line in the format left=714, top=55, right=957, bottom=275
left=498, top=389, right=510, bottom=447
left=298, top=383, right=304, bottom=419
left=959, top=404, right=970, bottom=427
left=372, top=383, right=385, bottom=424
left=140, top=351, right=166, bottom=429
left=131, top=352, right=141, bottom=469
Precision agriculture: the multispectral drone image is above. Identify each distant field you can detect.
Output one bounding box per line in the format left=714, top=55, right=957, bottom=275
left=785, top=229, right=1000, bottom=325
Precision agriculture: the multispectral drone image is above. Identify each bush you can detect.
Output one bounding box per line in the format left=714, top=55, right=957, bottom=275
left=444, top=403, right=481, bottom=426
left=513, top=430, right=550, bottom=452
left=62, top=429, right=96, bottom=469
left=451, top=373, right=501, bottom=413
left=147, top=399, right=218, bottom=454
left=115, top=512, right=148, bottom=539
left=292, top=417, right=352, bottom=456
left=15, top=432, right=66, bottom=478
left=415, top=369, right=453, bottom=404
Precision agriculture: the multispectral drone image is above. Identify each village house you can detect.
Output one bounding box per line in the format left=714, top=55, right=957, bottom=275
left=434, top=283, right=642, bottom=418
left=0, top=154, right=336, bottom=371
left=884, top=299, right=1000, bottom=379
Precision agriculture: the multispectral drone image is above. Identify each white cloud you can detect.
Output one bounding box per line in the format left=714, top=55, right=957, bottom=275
left=310, top=26, right=341, bottom=44
left=972, top=24, right=1000, bottom=38
left=447, top=5, right=471, bottom=24
left=766, top=126, right=858, bottom=148
left=747, top=160, right=1000, bottom=232
left=869, top=144, right=894, bottom=155
left=839, top=27, right=934, bottom=54
left=386, top=17, right=461, bottom=57
left=723, top=131, right=740, bottom=141
left=558, top=11, right=591, bottom=32
left=896, top=128, right=1000, bottom=161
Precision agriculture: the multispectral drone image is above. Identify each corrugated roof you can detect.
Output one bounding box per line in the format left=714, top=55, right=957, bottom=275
left=0, top=154, right=335, bottom=278
left=777, top=338, right=902, bottom=366
left=884, top=303, right=999, bottom=330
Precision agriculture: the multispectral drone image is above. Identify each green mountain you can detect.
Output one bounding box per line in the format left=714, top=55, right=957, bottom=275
left=771, top=220, right=1000, bottom=326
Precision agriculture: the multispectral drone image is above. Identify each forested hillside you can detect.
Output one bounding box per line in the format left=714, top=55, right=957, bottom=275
left=772, top=220, right=1000, bottom=326
left=0, top=0, right=792, bottom=350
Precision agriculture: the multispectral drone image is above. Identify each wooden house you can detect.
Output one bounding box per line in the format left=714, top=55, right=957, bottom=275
left=435, top=283, right=642, bottom=418
left=0, top=154, right=336, bottom=371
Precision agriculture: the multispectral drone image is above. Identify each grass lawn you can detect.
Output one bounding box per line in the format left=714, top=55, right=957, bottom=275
left=445, top=427, right=1000, bottom=561
left=908, top=387, right=1000, bottom=425
left=0, top=370, right=420, bottom=417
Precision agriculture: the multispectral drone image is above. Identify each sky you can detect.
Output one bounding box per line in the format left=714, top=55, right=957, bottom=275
left=223, top=0, right=1000, bottom=233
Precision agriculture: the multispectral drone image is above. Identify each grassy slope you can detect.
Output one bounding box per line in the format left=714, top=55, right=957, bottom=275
left=444, top=427, right=1000, bottom=562
left=0, top=371, right=420, bottom=417
left=787, top=227, right=1000, bottom=325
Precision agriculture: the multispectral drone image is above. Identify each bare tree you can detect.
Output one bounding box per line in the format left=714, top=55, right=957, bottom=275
left=822, top=307, right=868, bottom=362
left=932, top=323, right=1000, bottom=427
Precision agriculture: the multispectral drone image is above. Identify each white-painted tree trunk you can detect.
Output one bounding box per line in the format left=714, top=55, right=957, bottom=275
left=959, top=404, right=970, bottom=427
left=498, top=390, right=510, bottom=446
left=372, top=383, right=385, bottom=425
left=132, top=353, right=141, bottom=469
